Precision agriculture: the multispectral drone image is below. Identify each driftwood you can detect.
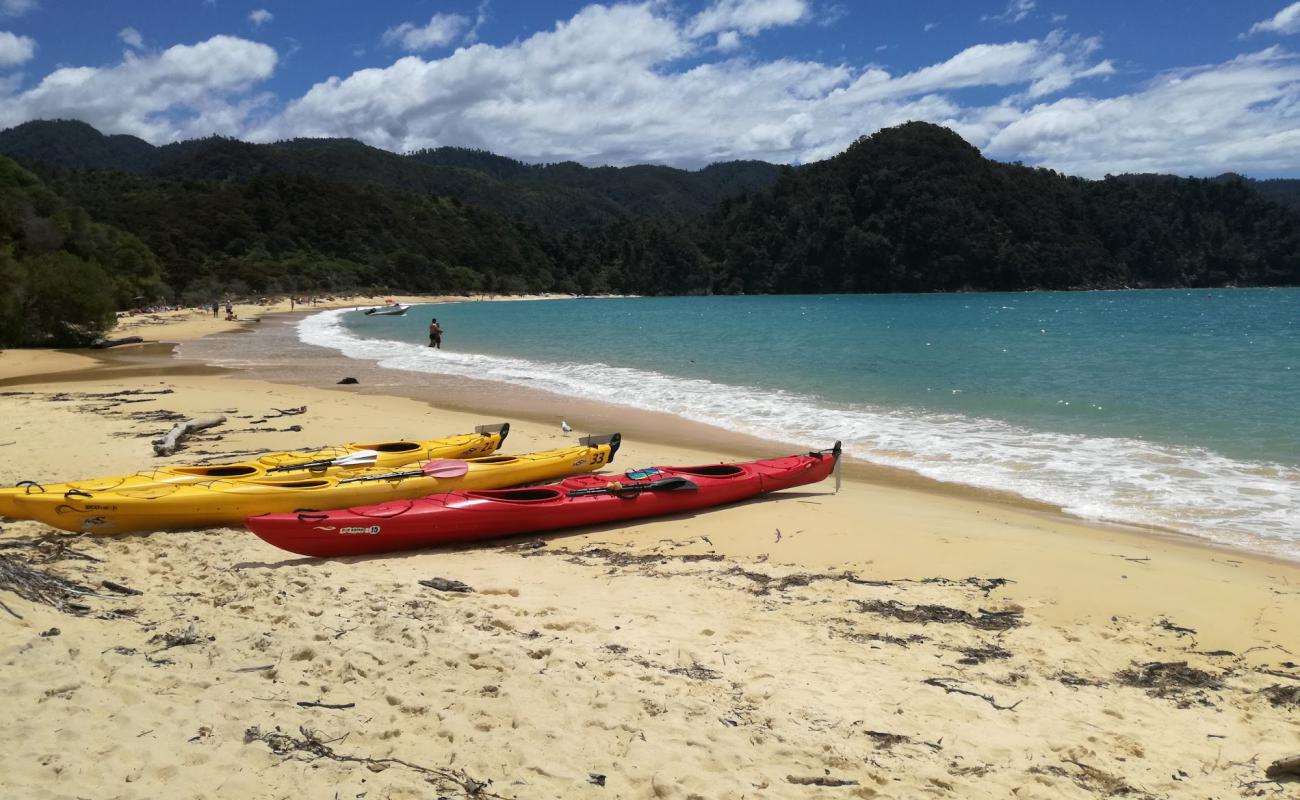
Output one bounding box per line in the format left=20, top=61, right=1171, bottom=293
left=153, top=415, right=226, bottom=456
left=1266, top=754, right=1300, bottom=779
left=90, top=335, right=144, bottom=349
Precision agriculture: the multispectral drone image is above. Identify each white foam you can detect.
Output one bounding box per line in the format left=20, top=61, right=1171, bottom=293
left=300, top=309, right=1300, bottom=560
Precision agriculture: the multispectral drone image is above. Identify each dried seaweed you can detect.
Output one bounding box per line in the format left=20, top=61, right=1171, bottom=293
left=851, top=599, right=1023, bottom=630
left=1261, top=684, right=1300, bottom=709
left=1116, top=661, right=1223, bottom=707
left=957, top=644, right=1012, bottom=665
left=1055, top=758, right=1147, bottom=797
left=0, top=534, right=102, bottom=565
left=0, top=553, right=94, bottom=618
left=1155, top=618, right=1197, bottom=637
left=1054, top=671, right=1108, bottom=689
left=148, top=623, right=210, bottom=652
left=786, top=775, right=858, bottom=786
left=722, top=566, right=830, bottom=595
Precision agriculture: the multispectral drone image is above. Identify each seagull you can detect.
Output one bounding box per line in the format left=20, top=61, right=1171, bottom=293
left=560, top=420, right=573, bottom=433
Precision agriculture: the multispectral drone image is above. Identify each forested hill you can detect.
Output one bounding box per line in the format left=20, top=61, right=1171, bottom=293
left=0, top=120, right=781, bottom=229
left=0, top=156, right=162, bottom=346
left=690, top=124, right=1300, bottom=293
left=2, top=119, right=1298, bottom=346
left=1238, top=177, right=1300, bottom=214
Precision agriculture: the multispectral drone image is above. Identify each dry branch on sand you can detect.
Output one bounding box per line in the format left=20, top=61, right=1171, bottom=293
left=244, top=725, right=502, bottom=797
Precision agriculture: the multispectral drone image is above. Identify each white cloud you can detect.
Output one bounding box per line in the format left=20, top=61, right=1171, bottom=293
left=689, top=0, right=809, bottom=37
left=119, top=27, right=143, bottom=50
left=383, top=13, right=469, bottom=52
left=0, top=29, right=34, bottom=66
left=0, top=35, right=278, bottom=140
left=1248, top=2, right=1300, bottom=36
left=0, top=0, right=37, bottom=17
left=984, top=0, right=1035, bottom=25
left=249, top=8, right=273, bottom=28
left=246, top=5, right=1115, bottom=168
left=985, top=48, right=1300, bottom=176
left=923, top=22, right=939, bottom=32
left=464, top=0, right=491, bottom=45
left=715, top=30, right=742, bottom=51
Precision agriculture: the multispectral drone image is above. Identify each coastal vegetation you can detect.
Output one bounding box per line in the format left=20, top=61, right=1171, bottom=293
left=1, top=119, right=1298, bottom=345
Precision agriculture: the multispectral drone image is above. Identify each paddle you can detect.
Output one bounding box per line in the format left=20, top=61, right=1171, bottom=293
left=567, top=476, right=698, bottom=497
left=338, top=459, right=470, bottom=484
left=268, top=449, right=380, bottom=473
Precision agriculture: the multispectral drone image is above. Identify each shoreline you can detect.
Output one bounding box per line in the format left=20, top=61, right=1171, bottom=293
left=199, top=304, right=1298, bottom=566
left=2, top=302, right=1298, bottom=797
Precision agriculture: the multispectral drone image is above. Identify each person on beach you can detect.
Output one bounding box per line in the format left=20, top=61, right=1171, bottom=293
left=428, top=318, right=443, bottom=349
left=225, top=300, right=233, bottom=317
left=211, top=301, right=219, bottom=318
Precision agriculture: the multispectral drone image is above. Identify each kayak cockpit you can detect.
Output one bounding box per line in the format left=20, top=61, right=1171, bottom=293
left=172, top=465, right=260, bottom=478
left=671, top=465, right=746, bottom=478
left=364, top=442, right=422, bottom=452
left=469, top=488, right=563, bottom=502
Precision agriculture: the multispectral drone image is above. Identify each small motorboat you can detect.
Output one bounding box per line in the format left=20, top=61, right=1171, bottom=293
left=364, top=304, right=408, bottom=316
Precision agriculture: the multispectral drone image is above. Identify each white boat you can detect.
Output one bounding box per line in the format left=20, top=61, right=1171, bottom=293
left=364, top=303, right=408, bottom=316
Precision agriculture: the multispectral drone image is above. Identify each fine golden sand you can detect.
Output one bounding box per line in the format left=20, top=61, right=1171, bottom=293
left=1, top=310, right=1297, bottom=799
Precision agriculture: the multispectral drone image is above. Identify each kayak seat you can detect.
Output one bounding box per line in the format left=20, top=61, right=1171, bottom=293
left=673, top=465, right=746, bottom=478
left=368, top=442, right=421, bottom=452
left=468, top=456, right=518, bottom=464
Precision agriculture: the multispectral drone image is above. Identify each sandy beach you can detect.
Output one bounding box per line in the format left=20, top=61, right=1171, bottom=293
left=1, top=307, right=1297, bottom=799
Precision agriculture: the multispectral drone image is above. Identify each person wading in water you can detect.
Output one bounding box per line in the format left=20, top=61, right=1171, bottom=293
left=428, top=318, right=443, bottom=349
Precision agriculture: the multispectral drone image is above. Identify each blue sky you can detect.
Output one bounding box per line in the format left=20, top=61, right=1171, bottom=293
left=1, top=1, right=1299, bottom=177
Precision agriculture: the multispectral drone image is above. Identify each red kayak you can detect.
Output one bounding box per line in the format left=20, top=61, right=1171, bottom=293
left=246, top=442, right=841, bottom=557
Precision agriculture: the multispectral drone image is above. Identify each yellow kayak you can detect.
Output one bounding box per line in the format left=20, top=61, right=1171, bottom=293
left=0, top=424, right=510, bottom=520
left=12, top=434, right=621, bottom=534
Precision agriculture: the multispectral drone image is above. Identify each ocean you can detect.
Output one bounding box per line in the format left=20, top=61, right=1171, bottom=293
left=299, top=290, right=1299, bottom=559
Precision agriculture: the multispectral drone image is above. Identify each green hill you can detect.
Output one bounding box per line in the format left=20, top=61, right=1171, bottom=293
left=685, top=123, right=1300, bottom=294
left=0, top=120, right=783, bottom=229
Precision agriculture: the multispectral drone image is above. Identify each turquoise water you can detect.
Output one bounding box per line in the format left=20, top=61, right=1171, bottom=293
left=303, top=290, right=1300, bottom=557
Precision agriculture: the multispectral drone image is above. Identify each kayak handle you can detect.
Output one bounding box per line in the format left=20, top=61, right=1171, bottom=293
left=296, top=512, right=329, bottom=522
left=16, top=480, right=44, bottom=494
left=64, top=488, right=93, bottom=500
